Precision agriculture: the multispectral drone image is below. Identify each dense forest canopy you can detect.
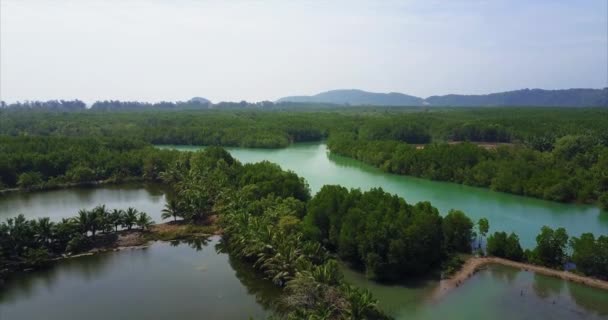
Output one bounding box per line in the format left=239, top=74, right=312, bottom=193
left=1, top=105, right=606, bottom=145
left=302, top=186, right=470, bottom=281
left=1, top=107, right=607, bottom=206
left=0, top=136, right=180, bottom=190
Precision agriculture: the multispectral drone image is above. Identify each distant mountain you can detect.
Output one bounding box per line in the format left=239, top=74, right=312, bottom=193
left=277, top=88, right=608, bottom=107
left=277, top=89, right=425, bottom=106
left=426, top=88, right=608, bottom=107
left=189, top=97, right=212, bottom=105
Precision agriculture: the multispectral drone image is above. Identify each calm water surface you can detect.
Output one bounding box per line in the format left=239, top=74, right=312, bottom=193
left=343, top=264, right=608, bottom=319
left=0, top=183, right=168, bottom=222
left=0, top=237, right=280, bottom=320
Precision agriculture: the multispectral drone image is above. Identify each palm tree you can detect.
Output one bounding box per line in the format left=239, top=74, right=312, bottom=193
left=93, top=205, right=112, bottom=234
left=33, top=217, right=54, bottom=247
left=109, top=209, right=124, bottom=232
left=52, top=218, right=79, bottom=251
left=4, top=214, right=36, bottom=256
left=343, top=285, right=378, bottom=320
left=478, top=217, right=489, bottom=250
left=76, top=209, right=91, bottom=235
left=122, top=207, right=139, bottom=231
left=161, top=199, right=181, bottom=222
left=136, top=212, right=154, bottom=231
left=87, top=208, right=101, bottom=239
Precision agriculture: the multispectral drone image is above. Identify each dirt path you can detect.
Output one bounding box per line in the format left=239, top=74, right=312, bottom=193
left=433, top=257, right=608, bottom=300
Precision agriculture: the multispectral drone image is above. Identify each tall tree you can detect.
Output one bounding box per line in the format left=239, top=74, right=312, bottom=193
left=442, top=210, right=474, bottom=254
left=122, top=207, right=139, bottom=231
left=477, top=218, right=489, bottom=250
left=161, top=199, right=181, bottom=222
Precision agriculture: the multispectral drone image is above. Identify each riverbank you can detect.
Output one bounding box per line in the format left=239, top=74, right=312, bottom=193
left=434, top=256, right=608, bottom=300
left=0, top=177, right=149, bottom=196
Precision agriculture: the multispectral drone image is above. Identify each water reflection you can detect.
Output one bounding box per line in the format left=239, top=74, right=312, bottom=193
left=226, top=254, right=282, bottom=312
left=532, top=272, right=566, bottom=299
left=0, top=250, right=121, bottom=303
left=0, top=238, right=277, bottom=320
left=169, top=237, right=211, bottom=251
left=215, top=238, right=283, bottom=312
left=567, top=281, right=608, bottom=317
left=488, top=264, right=517, bottom=284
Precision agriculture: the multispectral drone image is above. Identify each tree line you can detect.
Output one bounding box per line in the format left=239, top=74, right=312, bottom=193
left=486, top=226, right=607, bottom=280
left=0, top=136, right=181, bottom=190
left=2, top=106, right=607, bottom=148
left=327, top=134, right=608, bottom=207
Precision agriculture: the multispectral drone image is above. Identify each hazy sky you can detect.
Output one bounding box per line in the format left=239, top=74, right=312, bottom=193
left=1, top=0, right=606, bottom=103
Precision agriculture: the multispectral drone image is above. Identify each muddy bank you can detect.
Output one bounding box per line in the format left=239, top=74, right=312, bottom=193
left=434, top=257, right=608, bottom=300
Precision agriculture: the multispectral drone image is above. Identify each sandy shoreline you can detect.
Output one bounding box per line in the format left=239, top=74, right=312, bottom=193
left=433, top=256, right=608, bottom=300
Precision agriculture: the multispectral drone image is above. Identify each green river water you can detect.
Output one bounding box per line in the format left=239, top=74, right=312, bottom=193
left=171, top=143, right=608, bottom=249
left=1, top=142, right=607, bottom=319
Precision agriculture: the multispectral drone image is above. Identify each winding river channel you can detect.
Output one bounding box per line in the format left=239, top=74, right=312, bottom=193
left=1, top=143, right=607, bottom=319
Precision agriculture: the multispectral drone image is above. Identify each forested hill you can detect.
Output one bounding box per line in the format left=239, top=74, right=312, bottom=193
left=276, top=89, right=425, bottom=106
left=277, top=88, right=608, bottom=107
left=425, top=88, right=608, bottom=107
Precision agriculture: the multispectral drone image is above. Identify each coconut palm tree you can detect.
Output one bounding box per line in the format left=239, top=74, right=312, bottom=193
left=92, top=205, right=112, bottom=234
left=76, top=209, right=91, bottom=235
left=87, top=207, right=101, bottom=239
left=122, top=207, right=139, bottom=231
left=109, top=209, right=124, bottom=232
left=33, top=217, right=54, bottom=247
left=161, top=199, right=181, bottom=222
left=3, top=214, right=36, bottom=256
left=52, top=218, right=79, bottom=251
left=343, top=285, right=379, bottom=320
left=136, top=212, right=154, bottom=231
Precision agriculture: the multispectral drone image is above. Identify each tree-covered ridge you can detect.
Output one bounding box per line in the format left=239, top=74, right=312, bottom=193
left=277, top=89, right=425, bottom=106
left=425, top=88, right=608, bottom=107
left=277, top=88, right=608, bottom=107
